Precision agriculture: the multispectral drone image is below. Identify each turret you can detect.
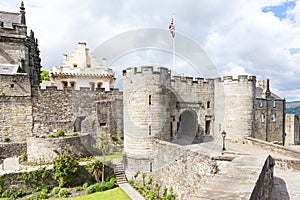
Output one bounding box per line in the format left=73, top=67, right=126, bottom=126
left=122, top=66, right=172, bottom=177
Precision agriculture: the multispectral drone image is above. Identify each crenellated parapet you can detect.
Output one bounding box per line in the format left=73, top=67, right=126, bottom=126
left=221, top=75, right=256, bottom=83
left=123, top=66, right=171, bottom=79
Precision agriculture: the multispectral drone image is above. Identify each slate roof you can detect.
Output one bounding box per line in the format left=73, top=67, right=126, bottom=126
left=0, top=63, right=20, bottom=74
left=0, top=11, right=21, bottom=28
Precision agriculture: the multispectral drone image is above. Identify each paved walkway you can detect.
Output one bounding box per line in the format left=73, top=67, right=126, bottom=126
left=273, top=168, right=300, bottom=200
left=119, top=183, right=146, bottom=200
left=183, top=138, right=300, bottom=199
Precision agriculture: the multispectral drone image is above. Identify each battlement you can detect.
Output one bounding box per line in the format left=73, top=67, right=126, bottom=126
left=33, top=85, right=122, bottom=96
left=171, top=75, right=214, bottom=86
left=122, top=66, right=171, bottom=77
left=222, top=75, right=256, bottom=83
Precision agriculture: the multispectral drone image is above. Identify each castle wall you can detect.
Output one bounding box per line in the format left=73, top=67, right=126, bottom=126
left=285, top=114, right=300, bottom=145
left=0, top=142, right=26, bottom=158
left=31, top=86, right=123, bottom=140
left=254, top=98, right=285, bottom=143
left=222, top=75, right=256, bottom=139
left=170, top=76, right=215, bottom=137
left=213, top=78, right=225, bottom=137
left=0, top=74, right=32, bottom=142
left=27, top=134, right=93, bottom=162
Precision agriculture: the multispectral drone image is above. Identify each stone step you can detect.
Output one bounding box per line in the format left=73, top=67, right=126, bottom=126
left=114, top=164, right=128, bottom=185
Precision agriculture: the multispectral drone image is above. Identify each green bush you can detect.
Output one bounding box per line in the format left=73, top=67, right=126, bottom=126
left=58, top=188, right=70, bottom=197
left=32, top=191, right=48, bottom=200
left=51, top=187, right=60, bottom=195
left=46, top=133, right=54, bottom=138
left=55, top=129, right=65, bottom=137
left=72, top=132, right=79, bottom=136
left=52, top=154, right=79, bottom=187
left=76, top=186, right=83, bottom=191
left=83, top=181, right=90, bottom=189
left=3, top=137, right=10, bottom=142
left=85, top=181, right=116, bottom=195
left=19, top=152, right=28, bottom=162
left=1, top=188, right=29, bottom=199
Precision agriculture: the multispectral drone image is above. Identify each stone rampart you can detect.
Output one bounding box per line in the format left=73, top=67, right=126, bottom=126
left=149, top=140, right=218, bottom=199
left=31, top=86, right=123, bottom=136
left=0, top=142, right=26, bottom=158
left=245, top=136, right=300, bottom=159
left=250, top=155, right=275, bottom=200
left=27, top=134, right=93, bottom=163
left=0, top=164, right=93, bottom=192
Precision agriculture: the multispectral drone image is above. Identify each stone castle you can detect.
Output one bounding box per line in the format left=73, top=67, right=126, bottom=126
left=1, top=2, right=299, bottom=179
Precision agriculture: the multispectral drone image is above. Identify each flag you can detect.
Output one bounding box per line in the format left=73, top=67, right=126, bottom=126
left=169, top=17, right=175, bottom=38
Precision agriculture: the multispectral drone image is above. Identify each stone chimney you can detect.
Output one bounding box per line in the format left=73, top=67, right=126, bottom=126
left=63, top=54, right=67, bottom=63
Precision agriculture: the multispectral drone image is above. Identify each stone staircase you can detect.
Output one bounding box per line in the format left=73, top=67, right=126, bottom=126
left=114, top=163, right=127, bottom=185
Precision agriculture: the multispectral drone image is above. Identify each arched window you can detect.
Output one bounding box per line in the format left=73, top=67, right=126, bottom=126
left=70, top=81, right=76, bottom=89
left=97, top=82, right=103, bottom=90
left=61, top=81, right=68, bottom=88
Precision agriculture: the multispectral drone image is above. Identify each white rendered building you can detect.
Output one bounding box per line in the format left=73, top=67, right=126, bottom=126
left=50, top=42, right=114, bottom=91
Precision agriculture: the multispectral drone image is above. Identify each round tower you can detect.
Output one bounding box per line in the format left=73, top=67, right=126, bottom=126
left=122, top=66, right=172, bottom=177
left=223, top=75, right=256, bottom=139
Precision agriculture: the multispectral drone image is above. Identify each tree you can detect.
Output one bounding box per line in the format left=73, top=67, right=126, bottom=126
left=40, top=70, right=50, bottom=81
left=52, top=154, right=79, bottom=187
left=94, top=131, right=112, bottom=182
left=88, top=159, right=103, bottom=183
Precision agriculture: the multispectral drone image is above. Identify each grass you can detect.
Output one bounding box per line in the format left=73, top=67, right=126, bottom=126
left=53, top=187, right=130, bottom=200
left=103, top=152, right=122, bottom=160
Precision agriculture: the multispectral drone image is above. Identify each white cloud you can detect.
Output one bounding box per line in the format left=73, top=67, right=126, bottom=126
left=1, top=0, right=300, bottom=100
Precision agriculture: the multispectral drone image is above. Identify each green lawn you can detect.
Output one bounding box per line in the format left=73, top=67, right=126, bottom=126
left=54, top=187, right=131, bottom=200
left=95, top=152, right=122, bottom=162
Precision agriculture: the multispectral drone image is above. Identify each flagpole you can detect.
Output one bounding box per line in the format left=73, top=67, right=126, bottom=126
left=173, top=30, right=175, bottom=74
left=172, top=14, right=175, bottom=74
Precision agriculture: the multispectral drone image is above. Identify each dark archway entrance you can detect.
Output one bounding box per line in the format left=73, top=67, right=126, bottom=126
left=174, top=110, right=197, bottom=145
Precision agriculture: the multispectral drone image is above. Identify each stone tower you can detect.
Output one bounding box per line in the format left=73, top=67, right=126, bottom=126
left=122, top=66, right=172, bottom=177
left=222, top=75, right=256, bottom=138
left=0, top=2, right=41, bottom=86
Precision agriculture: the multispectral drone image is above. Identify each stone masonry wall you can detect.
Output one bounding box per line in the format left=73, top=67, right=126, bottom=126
left=0, top=142, right=26, bottom=158
left=27, top=134, right=93, bottom=163
left=285, top=114, right=300, bottom=145
left=254, top=98, right=285, bottom=143
left=0, top=165, right=91, bottom=192
left=250, top=155, right=275, bottom=200
left=0, top=74, right=32, bottom=142
left=150, top=140, right=217, bottom=200
left=32, top=86, right=123, bottom=137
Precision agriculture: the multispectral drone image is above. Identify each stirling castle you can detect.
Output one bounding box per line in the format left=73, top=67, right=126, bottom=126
left=0, top=3, right=296, bottom=177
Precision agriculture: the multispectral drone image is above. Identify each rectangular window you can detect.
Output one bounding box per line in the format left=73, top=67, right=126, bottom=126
left=259, top=99, right=263, bottom=108
left=149, top=95, right=152, bottom=105
left=149, top=162, right=152, bottom=172
left=272, top=113, right=276, bottom=122
left=273, top=100, right=276, bottom=108
left=149, top=125, right=151, bottom=135
left=261, top=113, right=265, bottom=123
left=207, top=101, right=210, bottom=108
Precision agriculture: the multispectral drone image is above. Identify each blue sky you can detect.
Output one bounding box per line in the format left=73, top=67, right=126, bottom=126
left=1, top=0, right=300, bottom=101
left=262, top=1, right=296, bottom=20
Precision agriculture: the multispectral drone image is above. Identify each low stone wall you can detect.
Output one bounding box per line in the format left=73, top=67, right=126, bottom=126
left=0, top=164, right=92, bottom=192
left=0, top=142, right=26, bottom=158
left=148, top=140, right=218, bottom=200
left=245, top=136, right=300, bottom=159
left=27, top=134, right=93, bottom=163
left=250, top=155, right=275, bottom=200
left=275, top=158, right=300, bottom=172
